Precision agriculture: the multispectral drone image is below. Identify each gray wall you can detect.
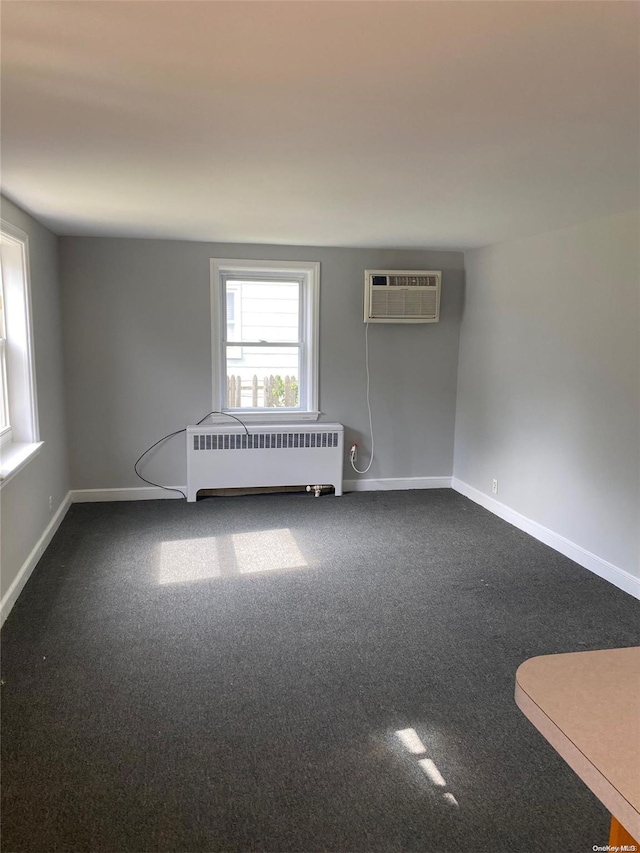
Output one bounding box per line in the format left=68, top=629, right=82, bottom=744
left=454, top=210, right=639, bottom=577
left=0, top=197, right=70, bottom=596
left=59, top=238, right=464, bottom=490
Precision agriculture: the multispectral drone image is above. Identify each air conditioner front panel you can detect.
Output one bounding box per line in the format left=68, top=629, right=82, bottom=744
left=364, top=270, right=441, bottom=323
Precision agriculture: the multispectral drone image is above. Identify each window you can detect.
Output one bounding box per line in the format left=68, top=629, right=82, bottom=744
left=211, top=259, right=319, bottom=421
left=0, top=220, right=41, bottom=485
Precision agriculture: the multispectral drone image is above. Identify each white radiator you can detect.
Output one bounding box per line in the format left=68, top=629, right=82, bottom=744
left=186, top=423, right=344, bottom=502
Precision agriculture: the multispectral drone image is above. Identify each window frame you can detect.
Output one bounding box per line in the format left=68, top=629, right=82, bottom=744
left=210, top=258, right=320, bottom=422
left=0, top=220, right=42, bottom=486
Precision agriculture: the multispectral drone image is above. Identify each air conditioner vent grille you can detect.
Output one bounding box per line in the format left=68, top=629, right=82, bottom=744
left=371, top=289, right=437, bottom=318
left=386, top=274, right=438, bottom=287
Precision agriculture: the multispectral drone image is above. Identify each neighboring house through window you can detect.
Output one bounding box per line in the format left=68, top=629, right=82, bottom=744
left=0, top=261, right=10, bottom=440
left=225, top=283, right=242, bottom=360
left=210, top=259, right=319, bottom=420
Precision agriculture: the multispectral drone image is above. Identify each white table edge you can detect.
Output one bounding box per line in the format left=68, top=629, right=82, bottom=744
left=515, top=674, right=640, bottom=840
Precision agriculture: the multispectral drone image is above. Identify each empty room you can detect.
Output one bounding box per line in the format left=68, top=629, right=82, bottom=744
left=1, top=2, right=638, bottom=852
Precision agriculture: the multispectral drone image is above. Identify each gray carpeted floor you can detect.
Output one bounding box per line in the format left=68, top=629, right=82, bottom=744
left=1, top=489, right=638, bottom=853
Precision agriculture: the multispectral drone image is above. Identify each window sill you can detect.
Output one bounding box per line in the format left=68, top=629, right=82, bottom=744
left=0, top=441, right=44, bottom=488
left=208, top=411, right=321, bottom=425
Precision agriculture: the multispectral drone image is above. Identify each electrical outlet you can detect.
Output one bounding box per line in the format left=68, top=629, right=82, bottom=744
left=492, top=479, right=498, bottom=495
left=350, top=444, right=358, bottom=461
left=48, top=495, right=53, bottom=513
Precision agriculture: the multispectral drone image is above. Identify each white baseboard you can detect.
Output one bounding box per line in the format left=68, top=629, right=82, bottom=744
left=74, top=481, right=452, bottom=499
left=451, top=477, right=640, bottom=600
left=1, top=491, right=72, bottom=626
left=344, top=476, right=452, bottom=492
left=71, top=486, right=186, bottom=502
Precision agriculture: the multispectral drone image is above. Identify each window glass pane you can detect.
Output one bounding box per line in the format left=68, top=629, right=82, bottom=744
left=225, top=346, right=300, bottom=409
left=0, top=261, right=5, bottom=338
left=0, top=345, right=8, bottom=430
left=227, top=280, right=299, bottom=342
left=0, top=260, right=7, bottom=428
left=226, top=287, right=241, bottom=358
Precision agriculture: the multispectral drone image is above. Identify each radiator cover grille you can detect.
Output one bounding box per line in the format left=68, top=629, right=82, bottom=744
left=193, top=431, right=340, bottom=451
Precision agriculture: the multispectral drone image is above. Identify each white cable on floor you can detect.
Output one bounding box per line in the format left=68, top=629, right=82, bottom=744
left=350, top=322, right=374, bottom=474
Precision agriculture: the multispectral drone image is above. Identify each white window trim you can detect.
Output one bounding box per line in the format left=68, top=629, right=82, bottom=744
left=0, top=440, right=43, bottom=488
left=0, top=425, right=13, bottom=448
left=0, top=220, right=42, bottom=488
left=210, top=258, right=320, bottom=423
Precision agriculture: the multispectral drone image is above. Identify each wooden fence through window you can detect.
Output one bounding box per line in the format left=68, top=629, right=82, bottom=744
left=227, top=375, right=298, bottom=408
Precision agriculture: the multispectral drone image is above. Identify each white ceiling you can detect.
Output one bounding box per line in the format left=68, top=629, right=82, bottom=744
left=1, top=1, right=638, bottom=250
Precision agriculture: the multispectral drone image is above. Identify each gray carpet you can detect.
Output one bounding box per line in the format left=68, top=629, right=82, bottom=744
left=1, top=489, right=638, bottom=853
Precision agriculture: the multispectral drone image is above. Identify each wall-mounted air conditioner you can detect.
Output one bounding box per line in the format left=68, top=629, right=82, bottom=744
left=364, top=270, right=441, bottom=323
